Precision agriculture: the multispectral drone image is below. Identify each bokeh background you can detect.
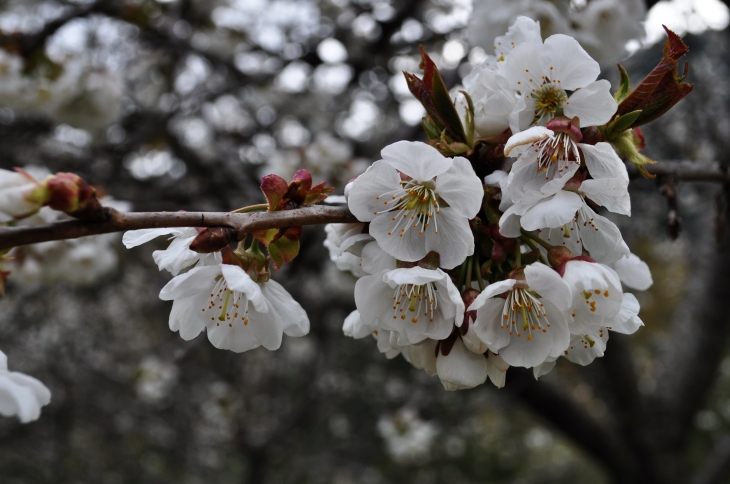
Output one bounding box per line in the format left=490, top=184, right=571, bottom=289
left=1, top=0, right=730, bottom=483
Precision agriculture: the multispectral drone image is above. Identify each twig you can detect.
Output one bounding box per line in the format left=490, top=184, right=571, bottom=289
left=628, top=160, right=730, bottom=183
left=0, top=205, right=356, bottom=250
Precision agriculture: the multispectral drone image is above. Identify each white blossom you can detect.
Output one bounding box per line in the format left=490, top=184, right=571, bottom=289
left=0, top=351, right=51, bottom=423
left=0, top=168, right=46, bottom=222
left=467, top=3, right=570, bottom=56
left=323, top=223, right=372, bottom=277
left=159, top=264, right=309, bottom=352
left=355, top=267, right=464, bottom=345
left=348, top=141, right=483, bottom=269
left=469, top=263, right=571, bottom=368
left=342, top=309, right=375, bottom=339
left=562, top=260, right=623, bottom=334
left=503, top=32, right=617, bottom=132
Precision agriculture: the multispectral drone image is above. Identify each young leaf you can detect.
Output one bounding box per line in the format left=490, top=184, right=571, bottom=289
left=616, top=26, right=693, bottom=128
left=404, top=46, right=466, bottom=143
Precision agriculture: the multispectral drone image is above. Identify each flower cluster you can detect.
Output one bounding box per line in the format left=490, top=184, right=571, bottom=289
left=0, top=16, right=692, bottom=423
left=122, top=170, right=329, bottom=354
left=324, top=16, right=686, bottom=390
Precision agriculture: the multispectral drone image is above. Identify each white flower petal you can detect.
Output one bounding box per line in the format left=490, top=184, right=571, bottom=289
left=221, top=265, right=267, bottom=312
left=347, top=160, right=402, bottom=222
left=436, top=338, right=488, bottom=390
left=605, top=293, right=644, bottom=335
left=361, top=240, right=396, bottom=274
left=343, top=309, right=373, bottom=339
left=520, top=191, right=583, bottom=231
left=434, top=157, right=483, bottom=218
left=542, top=35, right=600, bottom=90
left=423, top=207, right=475, bottom=270
left=581, top=178, right=631, bottom=215
left=159, top=265, right=222, bottom=301
left=381, top=140, right=452, bottom=181
left=533, top=359, right=556, bottom=379
left=497, top=299, right=570, bottom=368
left=246, top=300, right=284, bottom=351
left=564, top=330, right=608, bottom=365
left=580, top=142, right=628, bottom=181
left=504, top=126, right=552, bottom=157
left=169, top=294, right=208, bottom=340
left=122, top=228, right=181, bottom=248
left=206, top=318, right=261, bottom=353
left=369, top=212, right=428, bottom=263
left=564, top=80, right=617, bottom=127
left=524, top=262, right=572, bottom=311
left=402, top=340, right=438, bottom=376
left=578, top=205, right=630, bottom=264
left=262, top=280, right=310, bottom=337
left=612, top=253, right=652, bottom=291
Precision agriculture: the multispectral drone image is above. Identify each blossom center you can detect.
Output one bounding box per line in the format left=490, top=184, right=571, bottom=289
left=501, top=288, right=549, bottom=341
left=374, top=180, right=442, bottom=238
left=392, top=282, right=438, bottom=324
left=533, top=132, right=580, bottom=179
left=201, top=276, right=251, bottom=328
left=531, top=83, right=567, bottom=124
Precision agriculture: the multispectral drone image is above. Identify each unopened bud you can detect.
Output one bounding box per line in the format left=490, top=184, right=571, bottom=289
left=491, top=242, right=507, bottom=264
left=45, top=172, right=101, bottom=217
left=189, top=227, right=237, bottom=253
left=461, top=288, right=480, bottom=310
left=580, top=126, right=604, bottom=145
left=547, top=246, right=573, bottom=269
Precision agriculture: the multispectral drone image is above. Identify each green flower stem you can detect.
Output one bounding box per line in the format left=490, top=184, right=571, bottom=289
left=520, top=228, right=552, bottom=251
left=465, top=256, right=473, bottom=291
left=475, top=253, right=486, bottom=291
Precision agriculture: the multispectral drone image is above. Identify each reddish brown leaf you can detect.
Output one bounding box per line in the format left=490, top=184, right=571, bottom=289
left=616, top=26, right=693, bottom=128
left=260, top=174, right=290, bottom=211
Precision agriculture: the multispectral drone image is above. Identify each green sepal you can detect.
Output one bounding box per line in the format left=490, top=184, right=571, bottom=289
left=614, top=64, right=632, bottom=103
left=603, top=110, right=642, bottom=141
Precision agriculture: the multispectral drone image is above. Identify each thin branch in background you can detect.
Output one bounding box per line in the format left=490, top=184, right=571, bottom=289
left=659, top=175, right=682, bottom=240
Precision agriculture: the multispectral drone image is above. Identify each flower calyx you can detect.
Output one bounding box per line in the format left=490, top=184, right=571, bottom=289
left=550, top=249, right=595, bottom=276
left=545, top=116, right=582, bottom=144
left=229, top=241, right=271, bottom=283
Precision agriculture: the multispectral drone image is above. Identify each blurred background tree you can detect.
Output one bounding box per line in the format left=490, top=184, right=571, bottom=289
left=1, top=0, right=730, bottom=483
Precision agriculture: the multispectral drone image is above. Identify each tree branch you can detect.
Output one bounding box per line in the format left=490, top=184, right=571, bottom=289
left=506, top=367, right=635, bottom=482
left=628, top=160, right=730, bottom=183
left=0, top=205, right=356, bottom=250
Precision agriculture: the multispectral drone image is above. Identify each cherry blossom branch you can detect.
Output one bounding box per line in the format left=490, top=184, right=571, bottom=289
left=628, top=160, right=730, bottom=182
left=0, top=205, right=356, bottom=250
